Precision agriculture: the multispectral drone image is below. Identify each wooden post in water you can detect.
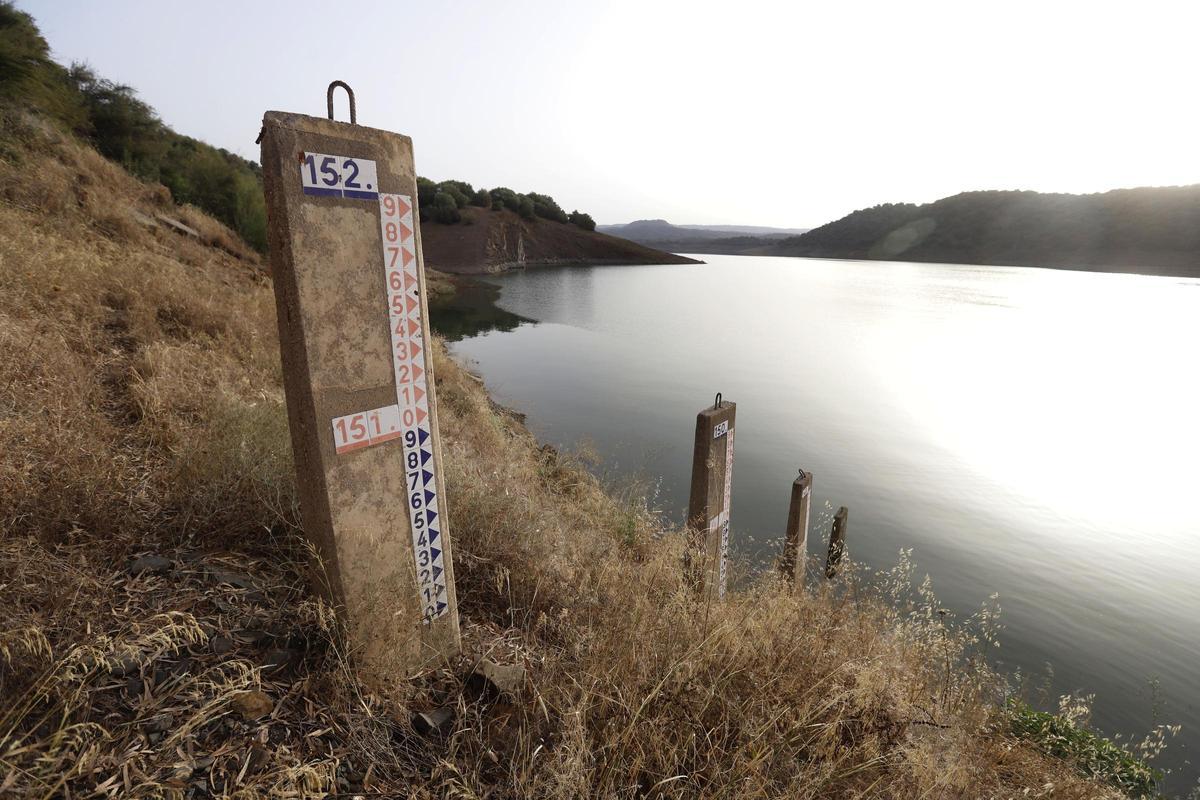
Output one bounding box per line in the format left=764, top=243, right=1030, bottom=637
left=259, top=83, right=460, bottom=690
left=825, top=506, right=848, bottom=579
left=686, top=394, right=736, bottom=602
left=780, top=469, right=813, bottom=589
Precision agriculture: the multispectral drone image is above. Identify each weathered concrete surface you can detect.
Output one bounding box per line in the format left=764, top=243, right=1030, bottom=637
left=780, top=470, right=813, bottom=589
left=260, top=111, right=459, bottom=689
left=686, top=400, right=736, bottom=602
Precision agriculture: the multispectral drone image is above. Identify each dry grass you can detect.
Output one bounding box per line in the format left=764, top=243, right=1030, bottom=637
left=0, top=109, right=1126, bottom=798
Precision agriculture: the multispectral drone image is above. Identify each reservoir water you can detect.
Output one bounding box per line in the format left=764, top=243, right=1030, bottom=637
left=435, top=254, right=1200, bottom=790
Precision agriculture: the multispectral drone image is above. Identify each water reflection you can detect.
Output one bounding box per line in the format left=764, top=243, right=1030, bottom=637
left=428, top=278, right=531, bottom=342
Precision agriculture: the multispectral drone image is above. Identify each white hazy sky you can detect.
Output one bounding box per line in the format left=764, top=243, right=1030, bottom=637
left=19, top=0, right=1200, bottom=227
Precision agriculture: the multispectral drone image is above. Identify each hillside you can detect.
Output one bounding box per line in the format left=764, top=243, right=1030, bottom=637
left=598, top=218, right=808, bottom=255
left=421, top=206, right=699, bottom=274
left=767, top=187, right=1200, bottom=277
left=0, top=110, right=1145, bottom=797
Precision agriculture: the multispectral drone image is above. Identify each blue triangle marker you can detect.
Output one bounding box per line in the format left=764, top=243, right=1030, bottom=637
left=425, top=488, right=436, bottom=505
left=432, top=565, right=443, bottom=581
left=420, top=448, right=432, bottom=466
left=427, top=509, right=437, bottom=525
left=428, top=527, right=440, bottom=545
left=430, top=546, right=441, bottom=562
left=422, top=469, right=434, bottom=485
left=418, top=428, right=429, bottom=445
left=435, top=600, right=447, bottom=615
left=433, top=582, right=445, bottom=598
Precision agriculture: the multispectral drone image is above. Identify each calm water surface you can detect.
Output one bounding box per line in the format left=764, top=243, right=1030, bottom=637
left=436, top=255, right=1200, bottom=789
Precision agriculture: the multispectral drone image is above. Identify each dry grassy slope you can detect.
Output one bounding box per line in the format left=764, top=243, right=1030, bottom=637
left=0, top=113, right=1118, bottom=798
left=420, top=206, right=700, bottom=274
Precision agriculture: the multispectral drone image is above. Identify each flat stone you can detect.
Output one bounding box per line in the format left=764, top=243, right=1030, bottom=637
left=412, top=706, right=454, bottom=736
left=144, top=712, right=174, bottom=733
left=207, top=567, right=258, bottom=590
left=108, top=656, right=140, bottom=677
left=129, top=555, right=172, bottom=576
left=231, top=690, right=273, bottom=720
left=154, top=213, right=200, bottom=238
left=467, top=659, right=527, bottom=699
left=261, top=648, right=300, bottom=674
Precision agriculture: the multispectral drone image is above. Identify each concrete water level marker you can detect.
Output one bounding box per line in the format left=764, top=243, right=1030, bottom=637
left=260, top=84, right=459, bottom=685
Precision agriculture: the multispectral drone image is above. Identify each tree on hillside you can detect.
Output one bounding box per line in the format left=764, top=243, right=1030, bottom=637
left=489, top=187, right=522, bottom=212
left=70, top=64, right=169, bottom=180
left=0, top=2, right=87, bottom=130
left=432, top=191, right=461, bottom=224
left=568, top=210, right=596, bottom=231
left=471, top=188, right=491, bottom=207
left=516, top=195, right=535, bottom=221
left=416, top=177, right=438, bottom=211
left=436, top=180, right=471, bottom=209
left=527, top=192, right=568, bottom=223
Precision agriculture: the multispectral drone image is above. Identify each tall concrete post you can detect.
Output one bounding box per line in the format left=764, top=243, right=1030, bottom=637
left=780, top=469, right=813, bottom=589
left=259, top=94, right=459, bottom=689
left=686, top=395, right=736, bottom=601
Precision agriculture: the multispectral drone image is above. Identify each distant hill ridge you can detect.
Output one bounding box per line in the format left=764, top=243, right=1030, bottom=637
left=766, top=186, right=1200, bottom=276
left=598, top=219, right=809, bottom=244
left=606, top=187, right=1200, bottom=277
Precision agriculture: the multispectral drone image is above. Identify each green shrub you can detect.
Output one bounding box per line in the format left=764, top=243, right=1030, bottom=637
left=416, top=176, right=438, bottom=211
left=516, top=195, right=535, bottom=221
left=569, top=210, right=596, bottom=231
left=437, top=180, right=473, bottom=209
left=431, top=191, right=461, bottom=224
left=471, top=188, right=491, bottom=207
left=527, top=192, right=567, bottom=223
left=1006, top=700, right=1163, bottom=798
left=0, top=3, right=88, bottom=131
left=489, top=186, right=521, bottom=211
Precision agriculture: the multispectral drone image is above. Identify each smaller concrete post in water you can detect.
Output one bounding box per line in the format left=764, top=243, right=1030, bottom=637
left=779, top=469, right=813, bottom=588
left=687, top=394, right=736, bottom=601
left=825, top=506, right=849, bottom=579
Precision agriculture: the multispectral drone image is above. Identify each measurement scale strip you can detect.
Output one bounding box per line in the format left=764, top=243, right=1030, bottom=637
left=378, top=193, right=448, bottom=621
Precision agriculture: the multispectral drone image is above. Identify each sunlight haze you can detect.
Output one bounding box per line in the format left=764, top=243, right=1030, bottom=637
left=19, top=0, right=1200, bottom=227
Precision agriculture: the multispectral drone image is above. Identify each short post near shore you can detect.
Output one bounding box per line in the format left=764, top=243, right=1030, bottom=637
left=825, top=506, right=849, bottom=579
left=780, top=469, right=813, bottom=589
left=687, top=395, right=736, bottom=602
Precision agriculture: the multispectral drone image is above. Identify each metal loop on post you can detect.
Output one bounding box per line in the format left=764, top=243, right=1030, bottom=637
left=714, top=392, right=722, bottom=408
left=326, top=81, right=356, bottom=124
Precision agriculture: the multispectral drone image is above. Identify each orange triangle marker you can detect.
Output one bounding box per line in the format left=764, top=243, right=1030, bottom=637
left=402, top=248, right=415, bottom=268
left=408, top=318, right=420, bottom=336
left=396, top=197, right=410, bottom=217
left=414, top=386, right=425, bottom=403
left=410, top=342, right=422, bottom=360
left=399, top=222, right=412, bottom=242
left=412, top=364, right=424, bottom=381
left=416, top=407, right=428, bottom=424
left=406, top=295, right=419, bottom=313
left=404, top=271, right=417, bottom=289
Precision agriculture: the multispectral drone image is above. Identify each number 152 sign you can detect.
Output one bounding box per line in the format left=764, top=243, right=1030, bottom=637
left=300, top=152, right=379, bottom=201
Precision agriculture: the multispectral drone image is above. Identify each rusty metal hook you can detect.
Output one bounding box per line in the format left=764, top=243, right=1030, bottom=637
left=327, top=81, right=356, bottom=124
